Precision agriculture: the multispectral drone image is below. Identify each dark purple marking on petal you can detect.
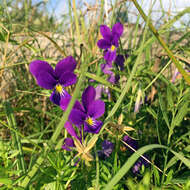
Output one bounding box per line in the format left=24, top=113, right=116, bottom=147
left=112, top=22, right=124, bottom=39
left=88, top=100, right=105, bottom=119
left=97, top=39, right=111, bottom=49
left=64, top=121, right=79, bottom=140
left=35, top=71, right=56, bottom=89
left=82, top=86, right=96, bottom=112
left=50, top=90, right=60, bottom=105
left=104, top=50, right=116, bottom=63
left=50, top=88, right=70, bottom=106
left=59, top=72, right=77, bottom=87
left=55, top=56, right=77, bottom=78
left=69, top=109, right=86, bottom=127
left=84, top=119, right=102, bottom=134
left=29, top=60, right=54, bottom=78
left=100, top=25, right=112, bottom=41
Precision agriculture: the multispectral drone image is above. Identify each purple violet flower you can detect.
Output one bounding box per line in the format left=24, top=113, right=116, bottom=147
left=123, top=135, right=138, bottom=152
left=95, top=84, right=111, bottom=100
left=29, top=56, right=77, bottom=105
left=69, top=86, right=105, bottom=134
left=97, top=23, right=123, bottom=64
left=98, top=140, right=114, bottom=159
left=101, top=63, right=120, bottom=84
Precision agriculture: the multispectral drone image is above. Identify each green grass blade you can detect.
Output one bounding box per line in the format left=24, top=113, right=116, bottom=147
left=104, top=144, right=190, bottom=190
left=131, top=0, right=190, bottom=85
left=4, top=101, right=26, bottom=175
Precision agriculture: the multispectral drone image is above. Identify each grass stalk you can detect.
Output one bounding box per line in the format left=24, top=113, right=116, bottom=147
left=131, top=0, right=190, bottom=85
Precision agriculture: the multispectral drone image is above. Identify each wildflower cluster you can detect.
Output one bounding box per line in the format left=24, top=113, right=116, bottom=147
left=30, top=57, right=106, bottom=160
left=29, top=22, right=148, bottom=170
left=97, top=22, right=127, bottom=84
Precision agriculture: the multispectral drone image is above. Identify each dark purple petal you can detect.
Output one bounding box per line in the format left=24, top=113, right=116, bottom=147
left=84, top=119, right=102, bottom=134
left=104, top=50, right=116, bottom=63
left=69, top=109, right=86, bottom=126
left=88, top=100, right=105, bottom=119
left=115, top=54, right=125, bottom=71
left=123, top=135, right=138, bottom=152
left=59, top=72, right=77, bottom=87
left=82, top=86, right=96, bottom=112
left=29, top=60, right=54, bottom=78
left=64, top=121, right=79, bottom=140
left=100, top=25, right=112, bottom=41
left=35, top=71, right=56, bottom=89
left=62, top=138, right=75, bottom=151
left=97, top=39, right=111, bottom=49
left=55, top=56, right=77, bottom=78
left=112, top=22, right=124, bottom=39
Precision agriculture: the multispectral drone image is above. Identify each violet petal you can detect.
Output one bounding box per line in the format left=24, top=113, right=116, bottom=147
left=112, top=22, right=124, bottom=39
left=100, top=25, right=112, bottom=41
left=88, top=100, right=105, bottom=119
left=97, top=39, right=111, bottom=49
left=123, top=135, right=138, bottom=151
left=104, top=50, right=116, bottom=63
left=82, top=86, right=96, bottom=112
left=115, top=54, right=125, bottom=71
left=55, top=56, right=77, bottom=78
left=69, top=109, right=86, bottom=126
left=84, top=120, right=102, bottom=134
left=100, top=64, right=113, bottom=75
left=64, top=121, right=79, bottom=140
left=59, top=72, right=77, bottom=87
left=62, top=138, right=75, bottom=151
left=35, top=71, right=56, bottom=89
left=29, top=60, right=54, bottom=78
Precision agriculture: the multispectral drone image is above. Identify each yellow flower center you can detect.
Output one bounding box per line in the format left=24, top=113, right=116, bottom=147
left=111, top=45, right=115, bottom=51
left=86, top=117, right=94, bottom=126
left=55, top=84, right=63, bottom=94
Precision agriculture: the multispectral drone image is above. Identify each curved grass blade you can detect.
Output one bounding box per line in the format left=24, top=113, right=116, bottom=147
left=104, top=144, right=190, bottom=190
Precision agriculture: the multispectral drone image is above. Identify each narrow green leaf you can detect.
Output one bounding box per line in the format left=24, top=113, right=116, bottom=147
left=104, top=144, right=190, bottom=190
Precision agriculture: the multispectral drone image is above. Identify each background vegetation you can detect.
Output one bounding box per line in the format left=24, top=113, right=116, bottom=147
left=0, top=0, right=190, bottom=189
